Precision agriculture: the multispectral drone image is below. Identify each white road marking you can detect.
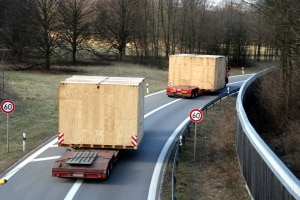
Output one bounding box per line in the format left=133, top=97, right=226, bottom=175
left=147, top=116, right=190, bottom=200
left=145, top=90, right=165, bottom=97
left=64, top=179, right=84, bottom=200
left=1, top=138, right=57, bottom=180
left=147, top=78, right=251, bottom=200
left=63, top=97, right=182, bottom=199
left=1, top=76, right=250, bottom=199
left=144, top=99, right=181, bottom=119
left=31, top=156, right=61, bottom=162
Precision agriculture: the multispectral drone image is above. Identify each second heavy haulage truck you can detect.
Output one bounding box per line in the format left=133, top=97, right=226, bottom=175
left=52, top=75, right=145, bottom=180
left=166, top=54, right=229, bottom=98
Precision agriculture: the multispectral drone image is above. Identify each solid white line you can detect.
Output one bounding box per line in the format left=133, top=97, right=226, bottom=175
left=31, top=156, right=61, bottom=162
left=1, top=138, right=57, bottom=180
left=147, top=116, right=190, bottom=200
left=63, top=97, right=183, bottom=199
left=227, top=80, right=245, bottom=85
left=144, top=99, right=182, bottom=119
left=64, top=179, right=84, bottom=200
left=145, top=90, right=165, bottom=97
left=147, top=77, right=253, bottom=199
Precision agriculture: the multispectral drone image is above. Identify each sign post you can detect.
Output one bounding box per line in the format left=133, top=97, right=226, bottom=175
left=189, top=108, right=204, bottom=161
left=1, top=100, right=16, bottom=153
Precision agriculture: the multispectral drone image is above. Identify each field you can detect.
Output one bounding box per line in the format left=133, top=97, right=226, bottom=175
left=0, top=61, right=271, bottom=198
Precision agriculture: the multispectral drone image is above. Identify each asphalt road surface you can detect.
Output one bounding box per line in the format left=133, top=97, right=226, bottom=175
left=0, top=74, right=252, bottom=200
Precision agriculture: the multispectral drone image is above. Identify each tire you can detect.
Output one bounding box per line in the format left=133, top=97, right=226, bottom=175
left=192, top=90, right=197, bottom=99
left=105, top=162, right=113, bottom=180
left=190, top=93, right=194, bottom=99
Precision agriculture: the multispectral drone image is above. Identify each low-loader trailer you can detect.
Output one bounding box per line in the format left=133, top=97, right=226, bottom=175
left=52, top=76, right=145, bottom=179
left=166, top=54, right=229, bottom=98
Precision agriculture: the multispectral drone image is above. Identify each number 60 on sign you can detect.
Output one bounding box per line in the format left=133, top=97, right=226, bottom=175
left=1, top=100, right=15, bottom=114
left=189, top=108, right=203, bottom=123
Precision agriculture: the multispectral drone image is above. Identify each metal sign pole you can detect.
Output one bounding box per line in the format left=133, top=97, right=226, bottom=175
left=194, top=122, right=196, bottom=161
left=1, top=100, right=15, bottom=153
left=7, top=114, right=9, bottom=153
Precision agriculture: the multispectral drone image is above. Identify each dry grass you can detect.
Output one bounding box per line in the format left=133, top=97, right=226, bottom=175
left=160, top=97, right=250, bottom=200
left=0, top=60, right=274, bottom=198
left=0, top=62, right=168, bottom=174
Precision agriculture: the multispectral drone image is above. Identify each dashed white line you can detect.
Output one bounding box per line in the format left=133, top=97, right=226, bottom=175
left=64, top=179, right=84, bottom=200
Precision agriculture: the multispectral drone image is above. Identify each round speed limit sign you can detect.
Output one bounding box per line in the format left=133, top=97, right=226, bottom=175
left=1, top=100, right=15, bottom=114
left=189, top=108, right=203, bottom=123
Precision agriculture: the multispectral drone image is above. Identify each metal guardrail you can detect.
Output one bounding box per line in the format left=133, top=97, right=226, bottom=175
left=170, top=74, right=300, bottom=199
left=170, top=88, right=240, bottom=200
left=236, top=69, right=300, bottom=200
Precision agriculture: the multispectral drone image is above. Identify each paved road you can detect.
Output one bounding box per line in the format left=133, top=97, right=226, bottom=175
left=0, top=74, right=252, bottom=200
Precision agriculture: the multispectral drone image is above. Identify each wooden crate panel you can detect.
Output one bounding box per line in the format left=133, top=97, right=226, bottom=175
left=58, top=76, right=144, bottom=149
left=169, top=54, right=226, bottom=91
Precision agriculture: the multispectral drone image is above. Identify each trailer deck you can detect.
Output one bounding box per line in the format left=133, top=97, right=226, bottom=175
left=52, top=149, right=119, bottom=179
left=166, top=85, right=202, bottom=98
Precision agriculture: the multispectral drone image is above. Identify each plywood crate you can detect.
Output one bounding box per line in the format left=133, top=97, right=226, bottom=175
left=169, top=54, right=226, bottom=91
left=58, top=76, right=145, bottom=150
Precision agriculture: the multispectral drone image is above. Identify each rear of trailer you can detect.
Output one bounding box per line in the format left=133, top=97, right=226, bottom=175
left=52, top=76, right=145, bottom=179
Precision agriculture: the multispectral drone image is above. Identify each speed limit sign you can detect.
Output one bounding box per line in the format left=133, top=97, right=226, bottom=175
left=189, top=108, right=203, bottom=123
left=1, top=100, right=15, bottom=114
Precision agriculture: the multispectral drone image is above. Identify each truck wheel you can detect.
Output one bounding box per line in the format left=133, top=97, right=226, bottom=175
left=192, top=90, right=197, bottom=99
left=106, top=162, right=113, bottom=180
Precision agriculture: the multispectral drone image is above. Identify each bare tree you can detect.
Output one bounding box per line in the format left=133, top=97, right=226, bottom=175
left=95, top=0, right=140, bottom=60
left=1, top=0, right=33, bottom=63
left=57, top=0, right=94, bottom=63
left=158, top=0, right=175, bottom=57
left=30, top=0, right=60, bottom=69
left=147, top=0, right=162, bottom=66
left=259, top=0, right=299, bottom=118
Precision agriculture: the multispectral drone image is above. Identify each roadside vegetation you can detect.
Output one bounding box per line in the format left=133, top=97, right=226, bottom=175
left=160, top=96, right=250, bottom=200
left=0, top=0, right=298, bottom=198
left=0, top=61, right=271, bottom=193
left=0, top=62, right=169, bottom=173
left=247, top=69, right=300, bottom=179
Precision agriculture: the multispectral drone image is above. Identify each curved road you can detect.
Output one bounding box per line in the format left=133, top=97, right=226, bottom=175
left=0, top=74, right=252, bottom=200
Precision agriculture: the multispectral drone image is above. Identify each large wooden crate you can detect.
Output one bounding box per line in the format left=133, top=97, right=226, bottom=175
left=168, top=54, right=226, bottom=91
left=58, top=76, right=145, bottom=150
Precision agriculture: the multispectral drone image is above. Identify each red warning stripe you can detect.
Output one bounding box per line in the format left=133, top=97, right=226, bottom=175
left=58, top=132, right=64, bottom=144
left=131, top=135, right=138, bottom=146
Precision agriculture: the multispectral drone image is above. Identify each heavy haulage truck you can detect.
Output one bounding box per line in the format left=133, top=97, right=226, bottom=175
left=52, top=75, right=145, bottom=179
left=166, top=54, right=229, bottom=98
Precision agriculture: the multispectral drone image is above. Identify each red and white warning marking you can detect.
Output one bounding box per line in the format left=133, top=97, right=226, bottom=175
left=168, top=81, right=173, bottom=87
left=210, top=83, right=215, bottom=90
left=131, top=135, right=138, bottom=146
left=58, top=132, right=64, bottom=144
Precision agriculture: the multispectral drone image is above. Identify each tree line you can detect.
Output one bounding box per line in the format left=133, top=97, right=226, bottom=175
left=0, top=0, right=298, bottom=71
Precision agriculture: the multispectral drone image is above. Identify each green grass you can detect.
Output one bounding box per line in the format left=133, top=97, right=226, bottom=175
left=0, top=62, right=168, bottom=173
left=0, top=60, right=273, bottom=196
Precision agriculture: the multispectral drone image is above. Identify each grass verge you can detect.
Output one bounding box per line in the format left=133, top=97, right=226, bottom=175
left=0, top=62, right=168, bottom=174
left=160, top=97, right=251, bottom=200
left=0, top=61, right=272, bottom=197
